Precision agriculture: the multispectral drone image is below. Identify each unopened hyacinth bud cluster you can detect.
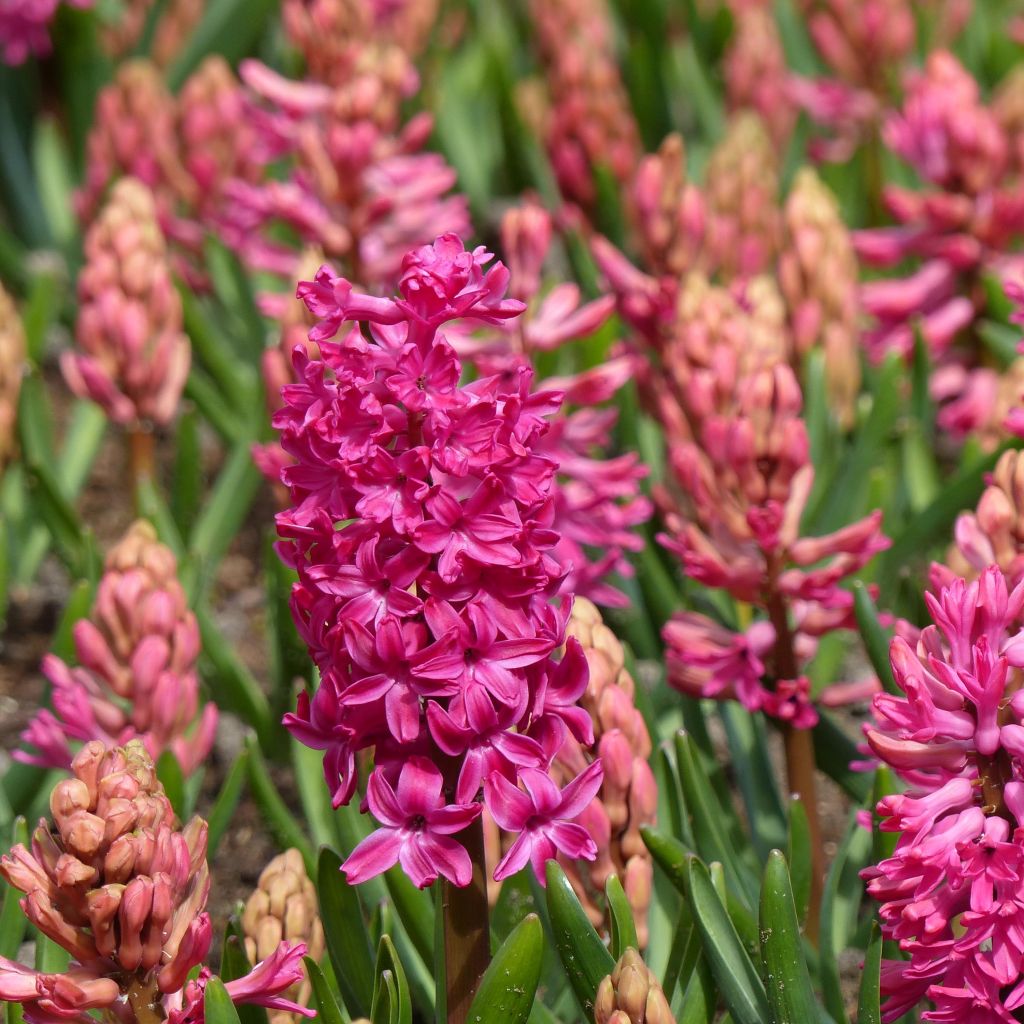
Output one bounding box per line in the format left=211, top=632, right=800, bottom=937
left=64, top=178, right=190, bottom=428
left=275, top=233, right=604, bottom=888
left=862, top=566, right=1024, bottom=1021
left=0, top=742, right=312, bottom=1024
left=19, top=520, right=217, bottom=776
left=856, top=51, right=1024, bottom=444
left=449, top=201, right=651, bottom=607
left=222, top=47, right=468, bottom=291
left=526, top=0, right=640, bottom=212
left=242, top=850, right=325, bottom=1024
left=0, top=282, right=25, bottom=472
left=594, top=948, right=675, bottom=1024
left=556, top=599, right=656, bottom=947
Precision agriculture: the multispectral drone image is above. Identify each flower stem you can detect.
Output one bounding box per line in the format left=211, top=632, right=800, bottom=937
left=441, top=817, right=490, bottom=1024
left=766, top=582, right=823, bottom=943
left=127, top=427, right=155, bottom=501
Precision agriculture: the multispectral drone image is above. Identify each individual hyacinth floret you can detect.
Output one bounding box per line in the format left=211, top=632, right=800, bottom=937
left=0, top=741, right=313, bottom=1024
left=863, top=566, right=1024, bottom=1022
left=275, top=233, right=604, bottom=888
left=65, top=177, right=190, bottom=428
left=18, top=520, right=217, bottom=776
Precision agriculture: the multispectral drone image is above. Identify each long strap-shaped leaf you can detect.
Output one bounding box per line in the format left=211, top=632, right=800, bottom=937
left=467, top=914, right=544, bottom=1024
left=759, top=851, right=819, bottom=1024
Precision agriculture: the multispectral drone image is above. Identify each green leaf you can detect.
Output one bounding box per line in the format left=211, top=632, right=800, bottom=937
left=167, top=0, right=279, bottom=90
left=220, top=921, right=270, bottom=1024
left=759, top=851, right=818, bottom=1024
left=319, top=847, right=375, bottom=1020
left=544, top=860, right=615, bottom=1017
left=853, top=582, right=898, bottom=696
left=382, top=867, right=434, bottom=968
left=812, top=712, right=872, bottom=802
left=172, top=408, right=204, bottom=539
left=205, top=748, right=248, bottom=859
left=245, top=738, right=313, bottom=870
left=786, top=798, right=811, bottom=927
left=156, top=751, right=186, bottom=818
left=204, top=977, right=243, bottom=1024
left=0, top=818, right=29, bottom=959
left=606, top=875, right=639, bottom=958
left=372, top=935, right=411, bottom=1024
left=677, top=954, right=717, bottom=1024
left=857, top=922, right=882, bottom=1024
left=292, top=735, right=341, bottom=853
left=683, top=857, right=769, bottom=1024
left=307, top=957, right=349, bottom=1024
left=467, top=914, right=543, bottom=1024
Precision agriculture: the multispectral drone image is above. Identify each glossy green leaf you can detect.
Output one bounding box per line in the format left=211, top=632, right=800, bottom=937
left=544, top=860, right=615, bottom=1017
left=319, top=847, right=375, bottom=1020
left=372, top=936, right=411, bottom=1024
left=382, top=866, right=434, bottom=968
left=677, top=954, right=717, bottom=1024
left=156, top=750, right=186, bottom=818
left=204, top=977, right=243, bottom=1024
left=306, top=957, right=350, bottom=1024
left=684, top=857, right=769, bottom=1024
left=759, top=851, right=818, bottom=1024
left=466, top=913, right=543, bottom=1024
left=172, top=408, right=203, bottom=539
left=858, top=922, right=883, bottom=1024
left=606, top=875, right=639, bottom=958
left=786, top=798, right=811, bottom=927
left=853, top=583, right=898, bottom=696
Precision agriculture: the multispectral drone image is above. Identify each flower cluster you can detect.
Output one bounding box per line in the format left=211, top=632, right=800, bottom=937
left=863, top=567, right=1024, bottom=1021
left=526, top=0, right=640, bottom=212
left=0, top=0, right=91, bottom=65
left=64, top=177, right=190, bottom=428
left=221, top=52, right=468, bottom=290
left=0, top=741, right=311, bottom=1024
left=449, top=200, right=651, bottom=606
left=594, top=948, right=676, bottom=1024
left=18, top=520, right=217, bottom=776
left=556, top=598, right=656, bottom=946
left=0, top=281, right=25, bottom=472
left=275, top=233, right=603, bottom=888
left=856, top=51, right=1024, bottom=444
left=76, top=58, right=260, bottom=287
left=242, top=849, right=325, bottom=1024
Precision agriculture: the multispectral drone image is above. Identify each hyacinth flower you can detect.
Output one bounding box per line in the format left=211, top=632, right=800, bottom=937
left=861, top=566, right=1024, bottom=1021
left=447, top=200, right=651, bottom=606
left=723, top=1, right=795, bottom=153
left=0, top=282, right=25, bottom=473
left=64, top=178, right=190, bottom=485
left=594, top=948, right=676, bottom=1024
left=281, top=0, right=438, bottom=86
left=855, top=51, right=1024, bottom=445
left=76, top=58, right=261, bottom=288
left=18, top=520, right=217, bottom=777
left=0, top=741, right=312, bottom=1024
left=242, top=850, right=325, bottom=1024
left=525, top=0, right=640, bottom=214
left=0, top=0, right=92, bottom=65
left=273, top=232, right=603, bottom=1017
left=220, top=53, right=468, bottom=292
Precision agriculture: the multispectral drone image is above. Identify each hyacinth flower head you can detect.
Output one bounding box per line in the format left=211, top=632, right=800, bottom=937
left=594, top=948, right=676, bottom=1024
left=18, top=520, right=217, bottom=776
left=863, top=566, right=1024, bottom=1021
left=0, top=741, right=313, bottom=1024
left=856, top=52, right=1024, bottom=444
left=0, top=0, right=92, bottom=65
left=446, top=200, right=651, bottom=607
left=526, top=0, right=640, bottom=213
left=65, top=178, right=190, bottom=431
left=275, top=232, right=603, bottom=888
left=221, top=52, right=468, bottom=291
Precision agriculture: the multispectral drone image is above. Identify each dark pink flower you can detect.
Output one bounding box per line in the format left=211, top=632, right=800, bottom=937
left=343, top=758, right=481, bottom=888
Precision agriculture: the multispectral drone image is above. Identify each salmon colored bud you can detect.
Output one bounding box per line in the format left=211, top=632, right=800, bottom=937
left=0, top=283, right=24, bottom=472
left=623, top=856, right=653, bottom=948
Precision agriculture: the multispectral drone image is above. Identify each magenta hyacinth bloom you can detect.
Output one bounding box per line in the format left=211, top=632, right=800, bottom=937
left=276, top=233, right=603, bottom=888
left=0, top=0, right=91, bottom=65
left=343, top=758, right=481, bottom=887
left=863, top=566, right=1024, bottom=1021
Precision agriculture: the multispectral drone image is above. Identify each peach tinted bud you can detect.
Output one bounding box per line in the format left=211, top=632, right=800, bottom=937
left=0, top=283, right=24, bottom=471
